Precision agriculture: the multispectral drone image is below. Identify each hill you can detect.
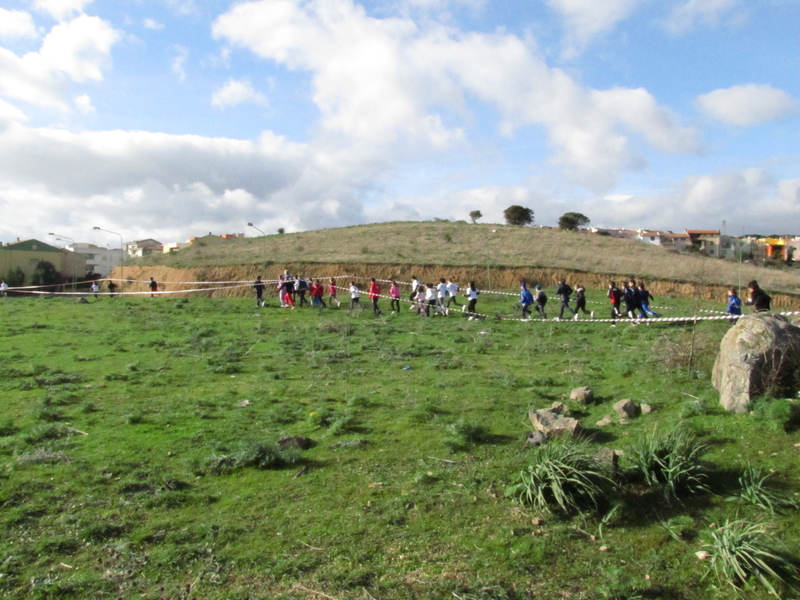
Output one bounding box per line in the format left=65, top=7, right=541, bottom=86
left=139, top=221, right=800, bottom=295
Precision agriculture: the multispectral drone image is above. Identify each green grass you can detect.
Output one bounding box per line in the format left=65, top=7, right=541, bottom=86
left=0, top=294, right=799, bottom=599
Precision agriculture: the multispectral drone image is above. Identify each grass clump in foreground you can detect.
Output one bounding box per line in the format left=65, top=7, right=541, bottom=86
left=629, top=426, right=709, bottom=503
left=505, top=439, right=612, bottom=514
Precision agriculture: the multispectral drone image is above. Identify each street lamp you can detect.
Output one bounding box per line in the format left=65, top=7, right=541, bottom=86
left=247, top=222, right=267, bottom=267
left=49, top=232, right=78, bottom=290
left=93, top=227, right=124, bottom=291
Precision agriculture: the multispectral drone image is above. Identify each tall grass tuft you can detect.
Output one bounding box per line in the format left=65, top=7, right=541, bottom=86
left=628, top=427, right=708, bottom=503
left=737, top=465, right=799, bottom=515
left=704, top=519, right=798, bottom=598
left=443, top=419, right=492, bottom=452
left=505, top=439, right=611, bottom=514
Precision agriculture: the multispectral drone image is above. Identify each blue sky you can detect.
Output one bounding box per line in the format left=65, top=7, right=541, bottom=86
left=0, top=0, right=797, bottom=247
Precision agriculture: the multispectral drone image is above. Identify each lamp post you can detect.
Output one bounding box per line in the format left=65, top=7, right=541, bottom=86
left=93, top=227, right=124, bottom=291
left=247, top=222, right=267, bottom=267
left=48, top=232, right=77, bottom=291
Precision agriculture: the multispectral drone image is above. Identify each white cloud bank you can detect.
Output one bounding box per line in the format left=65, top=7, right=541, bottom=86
left=697, top=84, right=799, bottom=126
left=547, top=0, right=639, bottom=57
left=33, top=0, right=94, bottom=21
left=663, top=0, right=741, bottom=33
left=0, top=9, right=38, bottom=39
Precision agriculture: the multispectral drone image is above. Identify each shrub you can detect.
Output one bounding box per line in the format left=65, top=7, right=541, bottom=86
left=443, top=419, right=492, bottom=452
left=505, top=439, right=611, bottom=514
left=628, top=427, right=708, bottom=503
left=704, top=519, right=798, bottom=598
left=0, top=419, right=18, bottom=437
left=206, top=439, right=301, bottom=474
left=20, top=423, right=72, bottom=445
left=753, top=398, right=800, bottom=433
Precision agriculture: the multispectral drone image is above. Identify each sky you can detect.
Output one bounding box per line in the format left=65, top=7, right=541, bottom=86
left=0, top=0, right=798, bottom=248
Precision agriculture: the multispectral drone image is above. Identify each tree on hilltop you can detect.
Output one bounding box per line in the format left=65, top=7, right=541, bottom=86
left=503, top=205, right=534, bottom=227
left=469, top=210, right=483, bottom=224
left=558, top=212, right=591, bottom=231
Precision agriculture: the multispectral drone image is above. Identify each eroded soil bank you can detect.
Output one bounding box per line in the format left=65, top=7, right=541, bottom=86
left=118, top=263, right=800, bottom=308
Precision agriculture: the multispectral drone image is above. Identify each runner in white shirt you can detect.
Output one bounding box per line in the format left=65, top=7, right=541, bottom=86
left=446, top=279, right=461, bottom=308
left=436, top=278, right=447, bottom=311
left=349, top=282, right=360, bottom=311
left=409, top=276, right=421, bottom=309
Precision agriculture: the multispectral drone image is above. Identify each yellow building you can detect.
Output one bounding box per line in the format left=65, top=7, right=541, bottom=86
left=0, top=239, right=88, bottom=284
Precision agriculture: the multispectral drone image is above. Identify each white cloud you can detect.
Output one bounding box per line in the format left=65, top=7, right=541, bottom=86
left=211, top=78, right=268, bottom=108
left=0, top=9, right=38, bottom=39
left=171, top=45, right=188, bottom=82
left=74, top=93, right=94, bottom=113
left=212, top=0, right=699, bottom=192
left=32, top=0, right=93, bottom=21
left=143, top=19, right=165, bottom=30
left=0, top=15, right=119, bottom=108
left=697, top=84, right=799, bottom=126
left=664, top=0, right=740, bottom=34
left=547, top=0, right=639, bottom=57
left=38, top=15, right=119, bottom=81
left=0, top=99, right=28, bottom=122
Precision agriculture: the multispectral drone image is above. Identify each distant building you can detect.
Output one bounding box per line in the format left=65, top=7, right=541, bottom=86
left=630, top=230, right=691, bottom=251
left=65, top=243, right=122, bottom=277
left=124, top=239, right=162, bottom=258
left=0, top=239, right=88, bottom=283
left=162, top=242, right=191, bottom=253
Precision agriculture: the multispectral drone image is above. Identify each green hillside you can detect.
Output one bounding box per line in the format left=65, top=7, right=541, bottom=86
left=140, top=221, right=800, bottom=294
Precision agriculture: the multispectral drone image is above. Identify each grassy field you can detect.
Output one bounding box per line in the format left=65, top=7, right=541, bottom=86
left=1, top=292, right=799, bottom=600
left=140, top=222, right=800, bottom=295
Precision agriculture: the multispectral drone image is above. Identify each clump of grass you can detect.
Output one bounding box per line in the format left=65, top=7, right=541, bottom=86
left=0, top=419, right=18, bottom=437
left=737, top=465, right=799, bottom=515
left=80, top=401, right=99, bottom=414
left=206, top=439, right=301, bottom=474
left=704, top=519, right=798, bottom=598
left=628, top=427, right=708, bottom=503
left=753, top=398, right=800, bottom=433
left=505, top=439, right=611, bottom=514
left=16, top=447, right=70, bottom=464
left=443, top=419, right=492, bottom=453
left=327, top=409, right=357, bottom=436
left=125, top=410, right=146, bottom=425
left=20, top=423, right=73, bottom=445
left=680, top=397, right=711, bottom=418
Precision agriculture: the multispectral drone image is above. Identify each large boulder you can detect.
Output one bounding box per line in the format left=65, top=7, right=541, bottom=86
left=712, top=313, right=800, bottom=413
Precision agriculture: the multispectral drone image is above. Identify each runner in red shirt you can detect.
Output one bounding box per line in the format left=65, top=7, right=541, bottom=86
left=368, top=278, right=382, bottom=316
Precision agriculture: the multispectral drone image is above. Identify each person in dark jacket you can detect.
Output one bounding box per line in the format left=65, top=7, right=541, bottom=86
left=253, top=276, right=266, bottom=307
left=574, top=284, right=593, bottom=318
left=533, top=285, right=547, bottom=320
left=746, top=280, right=771, bottom=312
left=555, top=278, right=577, bottom=320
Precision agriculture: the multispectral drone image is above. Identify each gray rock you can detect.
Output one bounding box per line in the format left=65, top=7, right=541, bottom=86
left=277, top=436, right=314, bottom=450
left=526, top=430, right=547, bottom=446
left=529, top=408, right=583, bottom=438
left=712, top=313, right=800, bottom=413
left=613, top=399, right=640, bottom=419
left=550, top=401, right=571, bottom=415
left=641, top=404, right=654, bottom=414
left=594, top=448, right=621, bottom=476
left=596, top=415, right=613, bottom=427
left=570, top=386, right=594, bottom=404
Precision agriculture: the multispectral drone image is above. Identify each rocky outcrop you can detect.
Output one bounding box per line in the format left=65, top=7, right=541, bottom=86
left=570, top=386, right=594, bottom=404
left=613, top=399, right=640, bottom=419
left=529, top=406, right=583, bottom=438
left=712, top=313, right=800, bottom=413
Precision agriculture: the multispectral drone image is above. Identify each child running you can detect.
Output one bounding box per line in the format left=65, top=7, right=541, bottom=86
left=446, top=278, right=461, bottom=308
left=574, top=284, right=593, bottom=318
left=533, top=285, right=547, bottom=320
left=520, top=281, right=533, bottom=319
left=390, top=280, right=401, bottom=313
left=436, top=278, right=447, bottom=313
left=726, top=287, right=742, bottom=323
left=329, top=278, right=341, bottom=307
left=465, top=281, right=479, bottom=318
left=368, top=278, right=382, bottom=315
left=409, top=275, right=420, bottom=309
left=349, top=281, right=360, bottom=311
left=416, top=285, right=428, bottom=316
left=637, top=282, right=660, bottom=317
left=425, top=283, right=437, bottom=316
left=607, top=282, right=622, bottom=322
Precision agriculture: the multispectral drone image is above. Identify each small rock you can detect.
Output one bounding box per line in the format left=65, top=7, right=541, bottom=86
left=277, top=436, right=314, bottom=450
left=613, top=399, right=640, bottom=419
left=77, top=297, right=89, bottom=304
left=235, top=400, right=251, bottom=407
left=550, top=402, right=570, bottom=415
left=594, top=448, right=620, bottom=476
left=641, top=404, right=654, bottom=414
left=532, top=517, right=545, bottom=526
left=695, top=551, right=710, bottom=560
left=618, top=418, right=629, bottom=425
left=570, top=386, right=594, bottom=404
left=596, top=415, right=613, bottom=427
left=599, top=546, right=610, bottom=552
left=527, top=430, right=547, bottom=446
